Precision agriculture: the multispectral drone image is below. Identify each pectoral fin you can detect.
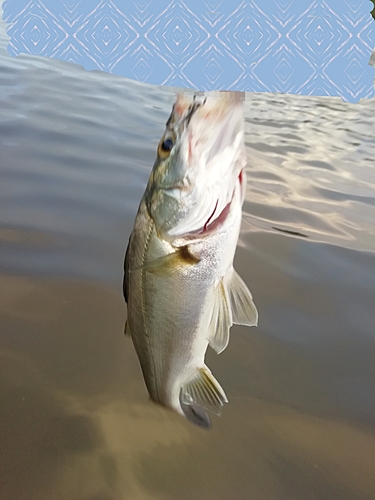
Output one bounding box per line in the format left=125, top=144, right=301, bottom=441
left=180, top=366, right=228, bottom=418
left=130, top=246, right=200, bottom=276
left=226, top=268, right=258, bottom=327
left=206, top=280, right=233, bottom=354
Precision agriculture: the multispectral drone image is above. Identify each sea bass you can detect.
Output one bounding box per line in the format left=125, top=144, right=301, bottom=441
left=123, top=92, right=258, bottom=429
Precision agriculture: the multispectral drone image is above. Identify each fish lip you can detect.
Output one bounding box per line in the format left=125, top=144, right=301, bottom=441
left=172, top=94, right=243, bottom=138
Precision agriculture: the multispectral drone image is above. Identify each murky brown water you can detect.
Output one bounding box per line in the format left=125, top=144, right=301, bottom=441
left=1, top=10, right=375, bottom=500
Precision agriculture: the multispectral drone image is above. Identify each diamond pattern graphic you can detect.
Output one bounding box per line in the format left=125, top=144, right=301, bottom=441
left=300, top=16, right=336, bottom=56
left=2, top=0, right=375, bottom=102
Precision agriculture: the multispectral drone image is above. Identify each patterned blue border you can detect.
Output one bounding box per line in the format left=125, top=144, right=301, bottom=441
left=2, top=0, right=375, bottom=102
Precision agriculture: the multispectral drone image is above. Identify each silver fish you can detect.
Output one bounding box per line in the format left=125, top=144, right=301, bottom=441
left=123, top=92, right=258, bottom=428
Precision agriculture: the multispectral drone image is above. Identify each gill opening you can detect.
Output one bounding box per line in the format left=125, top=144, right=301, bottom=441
left=204, top=200, right=219, bottom=231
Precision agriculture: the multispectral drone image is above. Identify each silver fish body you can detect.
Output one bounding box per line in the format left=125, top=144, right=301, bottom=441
left=124, top=93, right=258, bottom=428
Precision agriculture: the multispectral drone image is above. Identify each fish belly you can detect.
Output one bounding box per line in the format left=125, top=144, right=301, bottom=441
left=126, top=196, right=242, bottom=414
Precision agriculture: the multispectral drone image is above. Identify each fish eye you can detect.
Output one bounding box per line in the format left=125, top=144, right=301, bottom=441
left=158, top=135, right=175, bottom=159
left=161, top=138, right=174, bottom=152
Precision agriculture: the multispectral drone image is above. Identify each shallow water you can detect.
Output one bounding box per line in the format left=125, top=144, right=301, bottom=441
left=1, top=10, right=375, bottom=500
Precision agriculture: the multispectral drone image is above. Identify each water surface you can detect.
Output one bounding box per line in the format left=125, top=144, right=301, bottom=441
left=1, top=12, right=375, bottom=500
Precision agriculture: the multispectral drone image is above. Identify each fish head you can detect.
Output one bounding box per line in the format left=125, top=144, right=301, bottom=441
left=145, top=92, right=247, bottom=241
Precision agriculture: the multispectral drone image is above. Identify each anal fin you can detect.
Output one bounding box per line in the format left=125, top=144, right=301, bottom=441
left=180, top=366, right=228, bottom=418
left=226, top=268, right=258, bottom=327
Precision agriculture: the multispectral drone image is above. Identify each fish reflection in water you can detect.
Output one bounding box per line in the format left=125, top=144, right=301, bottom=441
left=123, top=92, right=258, bottom=428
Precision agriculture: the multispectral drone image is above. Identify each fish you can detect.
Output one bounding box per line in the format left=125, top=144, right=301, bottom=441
left=123, top=92, right=258, bottom=429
